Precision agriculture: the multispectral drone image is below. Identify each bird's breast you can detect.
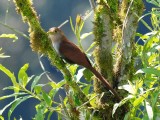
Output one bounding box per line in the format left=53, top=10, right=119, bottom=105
left=52, top=41, right=61, bottom=55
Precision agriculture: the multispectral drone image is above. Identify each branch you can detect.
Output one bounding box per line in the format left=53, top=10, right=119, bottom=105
left=12, top=0, right=89, bottom=106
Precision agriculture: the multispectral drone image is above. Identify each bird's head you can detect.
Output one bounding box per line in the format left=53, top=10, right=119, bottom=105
left=47, top=27, right=64, bottom=42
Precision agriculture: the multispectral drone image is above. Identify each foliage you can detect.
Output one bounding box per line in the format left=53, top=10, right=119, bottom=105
left=0, top=0, right=159, bottom=120
left=0, top=12, right=95, bottom=120
left=113, top=1, right=160, bottom=119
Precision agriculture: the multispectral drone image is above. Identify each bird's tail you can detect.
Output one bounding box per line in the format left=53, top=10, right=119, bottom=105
left=88, top=66, right=121, bottom=101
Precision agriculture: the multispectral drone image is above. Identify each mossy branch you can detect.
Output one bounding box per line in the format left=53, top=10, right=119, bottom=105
left=92, top=0, right=144, bottom=119
left=12, top=0, right=89, bottom=107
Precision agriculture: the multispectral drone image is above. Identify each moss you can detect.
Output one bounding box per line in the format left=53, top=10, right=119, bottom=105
left=119, top=0, right=144, bottom=22
left=13, top=0, right=92, bottom=110
left=93, top=10, right=105, bottom=44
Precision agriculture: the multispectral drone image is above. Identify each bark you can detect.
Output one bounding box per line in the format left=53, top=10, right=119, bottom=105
left=93, top=0, right=144, bottom=119
left=12, top=0, right=144, bottom=119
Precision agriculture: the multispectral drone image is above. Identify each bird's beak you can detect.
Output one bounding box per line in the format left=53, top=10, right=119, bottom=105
left=47, top=31, right=50, bottom=35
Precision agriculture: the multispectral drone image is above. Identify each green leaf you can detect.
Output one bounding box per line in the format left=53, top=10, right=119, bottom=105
left=136, top=33, right=149, bottom=40
left=68, top=65, right=78, bottom=76
left=0, top=93, right=28, bottom=116
left=58, top=113, right=63, bottom=120
left=112, top=95, right=134, bottom=116
left=79, top=22, right=84, bottom=33
left=35, top=104, right=45, bottom=120
left=146, top=0, right=160, bottom=7
left=138, top=16, right=153, bottom=31
left=18, top=63, right=29, bottom=87
left=86, top=42, right=96, bottom=53
left=80, top=32, right=93, bottom=40
left=47, top=111, right=54, bottom=120
left=0, top=92, right=27, bottom=101
left=0, top=34, right=18, bottom=42
left=0, top=116, right=4, bottom=120
left=8, top=96, right=32, bottom=120
left=49, top=88, right=58, bottom=98
left=89, top=93, right=97, bottom=108
left=0, top=98, right=20, bottom=115
left=34, top=85, right=43, bottom=94
left=31, top=72, right=45, bottom=92
left=151, top=89, right=160, bottom=108
left=74, top=94, right=81, bottom=106
left=0, top=64, right=19, bottom=93
left=83, top=68, right=93, bottom=81
left=133, top=90, right=149, bottom=107
left=82, top=85, right=90, bottom=95
left=135, top=68, right=160, bottom=77
left=57, top=80, right=65, bottom=88
left=69, top=17, right=75, bottom=33
left=59, top=96, right=70, bottom=119
left=42, top=91, right=52, bottom=106
left=48, top=82, right=57, bottom=89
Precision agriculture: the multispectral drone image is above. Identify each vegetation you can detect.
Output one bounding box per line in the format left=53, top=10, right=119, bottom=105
left=0, top=0, right=160, bottom=120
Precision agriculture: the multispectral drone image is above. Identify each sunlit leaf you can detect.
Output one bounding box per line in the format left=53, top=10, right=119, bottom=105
left=76, top=68, right=85, bottom=82
left=135, top=68, right=160, bottom=77
left=0, top=98, right=20, bottom=116
left=80, top=32, right=93, bottom=40
left=146, top=0, right=160, bottom=8
left=8, top=96, right=32, bottom=120
left=89, top=93, right=97, bottom=108
left=34, top=84, right=43, bottom=94
left=68, top=65, right=78, bottom=76
left=0, top=116, right=4, bottom=120
left=69, top=17, right=75, bottom=33
left=42, top=91, right=52, bottom=106
left=0, top=34, right=18, bottom=42
left=82, top=85, right=91, bottom=95
left=0, top=92, right=27, bottom=101
left=0, top=64, right=19, bottom=93
left=48, top=82, right=57, bottom=89
left=112, top=95, right=134, bottom=116
left=136, top=33, right=149, bottom=40
left=119, top=84, right=135, bottom=94
left=145, top=101, right=153, bottom=120
left=133, top=90, right=149, bottom=107
left=49, top=88, right=58, bottom=99
left=18, top=63, right=29, bottom=87
left=31, top=72, right=45, bottom=92
left=57, top=80, right=65, bottom=88
left=86, top=42, right=96, bottom=53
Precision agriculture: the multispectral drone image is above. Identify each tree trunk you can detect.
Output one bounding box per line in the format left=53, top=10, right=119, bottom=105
left=93, top=0, right=144, bottom=119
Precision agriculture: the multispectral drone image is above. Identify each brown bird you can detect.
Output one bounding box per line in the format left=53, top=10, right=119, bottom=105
left=47, top=27, right=121, bottom=101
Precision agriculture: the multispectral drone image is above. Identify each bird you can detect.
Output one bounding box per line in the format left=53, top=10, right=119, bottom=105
left=47, top=27, right=121, bottom=101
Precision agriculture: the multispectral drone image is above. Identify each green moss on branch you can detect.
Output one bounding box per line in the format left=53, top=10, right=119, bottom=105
left=13, top=0, right=89, bottom=108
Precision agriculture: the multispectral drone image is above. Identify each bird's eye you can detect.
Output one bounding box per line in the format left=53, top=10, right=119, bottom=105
left=54, top=30, right=57, bottom=33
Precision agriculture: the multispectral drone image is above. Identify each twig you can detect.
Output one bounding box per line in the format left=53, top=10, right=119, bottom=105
left=58, top=20, right=69, bottom=28
left=122, top=0, right=134, bottom=43
left=38, top=54, right=53, bottom=82
left=0, top=21, right=29, bottom=40
left=89, top=0, right=96, bottom=10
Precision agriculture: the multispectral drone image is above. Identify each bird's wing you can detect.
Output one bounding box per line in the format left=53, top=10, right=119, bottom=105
left=59, top=40, right=91, bottom=67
